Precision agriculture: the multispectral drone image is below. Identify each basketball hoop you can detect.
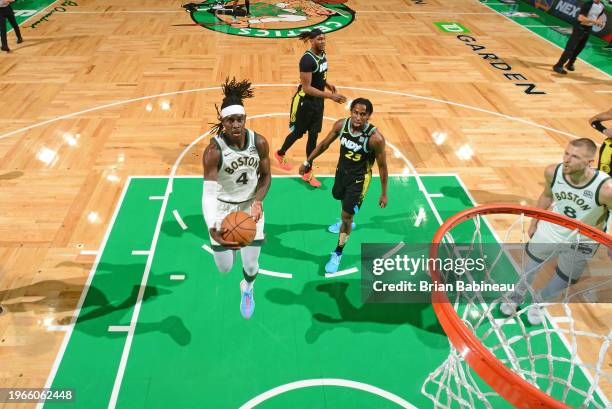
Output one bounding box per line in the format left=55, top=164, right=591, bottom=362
left=422, top=205, right=611, bottom=409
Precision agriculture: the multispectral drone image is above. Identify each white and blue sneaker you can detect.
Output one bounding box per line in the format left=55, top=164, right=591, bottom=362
left=327, top=220, right=356, bottom=234
left=325, top=252, right=342, bottom=273
left=527, top=304, right=544, bottom=326
left=240, top=279, right=255, bottom=319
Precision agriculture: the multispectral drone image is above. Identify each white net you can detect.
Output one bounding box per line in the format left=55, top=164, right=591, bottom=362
left=421, top=208, right=611, bottom=409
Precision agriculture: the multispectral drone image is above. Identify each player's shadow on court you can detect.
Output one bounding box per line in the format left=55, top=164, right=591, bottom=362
left=358, top=213, right=418, bottom=236
left=161, top=214, right=207, bottom=239
left=266, top=280, right=446, bottom=345
left=161, top=215, right=416, bottom=275
left=264, top=213, right=418, bottom=274
left=0, top=171, right=24, bottom=180
left=13, top=35, right=91, bottom=51
left=525, top=61, right=612, bottom=85
left=70, top=263, right=191, bottom=346
left=264, top=222, right=359, bottom=274
left=0, top=261, right=191, bottom=346
left=160, top=216, right=358, bottom=274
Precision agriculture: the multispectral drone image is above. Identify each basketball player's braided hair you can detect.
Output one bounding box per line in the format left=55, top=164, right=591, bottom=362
left=298, top=28, right=323, bottom=42
left=210, top=77, right=255, bottom=135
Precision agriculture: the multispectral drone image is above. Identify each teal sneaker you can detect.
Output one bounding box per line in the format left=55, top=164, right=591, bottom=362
left=327, top=220, right=356, bottom=234
left=240, top=280, right=255, bottom=319
left=325, top=252, right=342, bottom=273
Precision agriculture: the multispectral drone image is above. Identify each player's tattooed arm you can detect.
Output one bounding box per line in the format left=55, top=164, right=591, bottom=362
left=371, top=131, right=388, bottom=208
left=253, top=133, right=271, bottom=222
left=299, top=119, right=343, bottom=175
left=528, top=164, right=556, bottom=237
left=203, top=140, right=221, bottom=181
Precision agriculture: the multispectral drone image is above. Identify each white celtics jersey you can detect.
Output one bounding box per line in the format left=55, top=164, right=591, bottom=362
left=214, top=129, right=260, bottom=203
left=546, top=164, right=610, bottom=240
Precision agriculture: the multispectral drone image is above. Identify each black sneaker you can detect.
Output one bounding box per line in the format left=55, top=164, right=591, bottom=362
left=553, top=65, right=567, bottom=74
left=17, top=37, right=23, bottom=44
left=565, top=63, right=575, bottom=71
left=0, top=305, right=4, bottom=315
left=1, top=46, right=9, bottom=52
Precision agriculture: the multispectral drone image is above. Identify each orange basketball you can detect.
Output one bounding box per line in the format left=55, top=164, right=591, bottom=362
left=221, top=211, right=257, bottom=246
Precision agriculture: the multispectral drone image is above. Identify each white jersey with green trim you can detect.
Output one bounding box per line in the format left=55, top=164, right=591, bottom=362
left=214, top=129, right=260, bottom=203
left=543, top=164, right=610, bottom=241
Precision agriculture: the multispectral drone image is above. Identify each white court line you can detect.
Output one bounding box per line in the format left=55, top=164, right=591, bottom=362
left=108, top=174, right=175, bottom=408
left=594, top=90, right=612, bottom=93
left=325, top=267, right=359, bottom=278
left=79, top=249, right=98, bottom=255
left=259, top=269, right=293, bottom=279
left=46, top=325, right=70, bottom=332
left=239, top=378, right=417, bottom=409
left=414, top=208, right=426, bottom=227
left=36, top=178, right=132, bottom=409
left=523, top=25, right=558, bottom=28
left=131, top=250, right=150, bottom=256
left=146, top=173, right=464, bottom=178
left=62, top=10, right=183, bottom=14
left=108, top=326, right=131, bottom=332
left=0, top=84, right=589, bottom=141
left=428, top=193, right=444, bottom=198
left=382, top=242, right=406, bottom=259
left=170, top=274, right=185, bottom=281
left=132, top=173, right=462, bottom=179
left=172, top=209, right=188, bottom=230
left=494, top=318, right=516, bottom=326
left=200, top=243, right=294, bottom=279
left=475, top=0, right=610, bottom=78
left=149, top=196, right=165, bottom=200
left=357, top=10, right=495, bottom=15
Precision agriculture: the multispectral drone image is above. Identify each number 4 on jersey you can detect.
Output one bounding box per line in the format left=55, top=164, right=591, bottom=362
left=236, top=172, right=249, bottom=185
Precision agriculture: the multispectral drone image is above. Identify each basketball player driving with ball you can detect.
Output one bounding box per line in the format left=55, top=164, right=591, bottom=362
left=202, top=78, right=271, bottom=319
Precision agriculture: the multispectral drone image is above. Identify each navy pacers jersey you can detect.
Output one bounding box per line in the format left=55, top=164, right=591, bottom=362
left=337, top=118, right=377, bottom=177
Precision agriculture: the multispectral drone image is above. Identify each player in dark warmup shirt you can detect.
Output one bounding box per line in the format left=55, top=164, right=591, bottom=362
left=275, top=28, right=346, bottom=187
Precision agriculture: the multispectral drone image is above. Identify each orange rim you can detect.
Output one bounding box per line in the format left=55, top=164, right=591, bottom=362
left=429, top=204, right=611, bottom=409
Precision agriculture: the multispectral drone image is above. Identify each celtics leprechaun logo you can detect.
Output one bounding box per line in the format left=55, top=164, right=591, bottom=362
left=182, top=1, right=355, bottom=38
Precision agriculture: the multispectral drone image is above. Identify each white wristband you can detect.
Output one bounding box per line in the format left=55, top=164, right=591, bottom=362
left=202, top=180, right=219, bottom=230
left=303, top=160, right=311, bottom=167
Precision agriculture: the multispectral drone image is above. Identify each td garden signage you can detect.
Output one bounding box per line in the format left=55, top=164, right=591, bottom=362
left=182, top=0, right=355, bottom=38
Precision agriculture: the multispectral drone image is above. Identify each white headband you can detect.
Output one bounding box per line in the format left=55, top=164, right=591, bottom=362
left=221, top=105, right=246, bottom=118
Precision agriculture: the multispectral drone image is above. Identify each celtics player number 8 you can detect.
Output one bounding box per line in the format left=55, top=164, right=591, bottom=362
left=563, top=206, right=577, bottom=218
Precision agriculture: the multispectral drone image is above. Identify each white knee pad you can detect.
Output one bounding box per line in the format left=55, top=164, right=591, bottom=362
left=241, top=246, right=261, bottom=276
left=213, top=250, right=235, bottom=273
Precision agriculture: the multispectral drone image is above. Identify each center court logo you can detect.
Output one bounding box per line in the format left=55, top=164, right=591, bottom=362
left=182, top=0, right=355, bottom=38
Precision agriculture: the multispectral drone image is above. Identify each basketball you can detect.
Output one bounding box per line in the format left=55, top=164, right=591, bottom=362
left=220, top=211, right=257, bottom=246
